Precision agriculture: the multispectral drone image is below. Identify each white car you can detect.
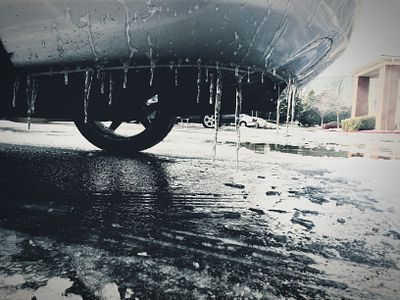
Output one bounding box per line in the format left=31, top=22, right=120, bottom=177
left=239, top=114, right=267, bottom=128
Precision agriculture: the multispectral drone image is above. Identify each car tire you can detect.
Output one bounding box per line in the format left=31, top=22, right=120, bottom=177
left=202, top=115, right=216, bottom=128
left=74, top=99, right=175, bottom=153
left=239, top=121, right=247, bottom=127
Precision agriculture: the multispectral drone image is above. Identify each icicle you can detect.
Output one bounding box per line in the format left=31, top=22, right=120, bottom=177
left=30, top=78, right=38, bottom=115
left=234, top=76, right=243, bottom=170
left=83, top=70, right=93, bottom=123
left=276, top=85, right=281, bottom=131
left=196, top=59, right=201, bottom=103
left=285, top=78, right=293, bottom=130
left=205, top=65, right=209, bottom=83
left=247, top=67, right=250, bottom=83
left=12, top=77, right=20, bottom=108
left=64, top=72, right=69, bottom=85
left=235, top=66, right=239, bottom=77
left=261, top=72, right=265, bottom=84
left=291, top=85, right=297, bottom=126
left=213, top=71, right=223, bottom=161
left=174, top=67, right=178, bottom=86
left=100, top=70, right=105, bottom=94
left=149, top=60, right=155, bottom=86
left=123, top=65, right=128, bottom=89
left=25, top=76, right=32, bottom=129
left=209, top=73, right=215, bottom=105
left=108, top=71, right=113, bottom=105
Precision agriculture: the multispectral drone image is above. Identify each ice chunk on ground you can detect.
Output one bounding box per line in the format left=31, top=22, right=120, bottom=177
left=100, top=282, right=120, bottom=300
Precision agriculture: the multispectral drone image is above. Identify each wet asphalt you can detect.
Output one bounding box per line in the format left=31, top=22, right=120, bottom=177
left=0, top=124, right=399, bottom=299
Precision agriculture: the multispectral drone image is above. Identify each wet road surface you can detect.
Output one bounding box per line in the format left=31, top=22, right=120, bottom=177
left=0, top=121, right=400, bottom=299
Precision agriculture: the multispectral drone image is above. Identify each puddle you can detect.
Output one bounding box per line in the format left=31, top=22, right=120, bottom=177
left=232, top=142, right=398, bottom=160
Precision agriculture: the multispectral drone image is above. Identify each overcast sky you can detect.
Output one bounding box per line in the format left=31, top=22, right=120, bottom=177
left=320, top=0, right=400, bottom=78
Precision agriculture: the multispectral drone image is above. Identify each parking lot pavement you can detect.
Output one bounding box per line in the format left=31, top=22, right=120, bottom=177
left=0, top=120, right=399, bottom=299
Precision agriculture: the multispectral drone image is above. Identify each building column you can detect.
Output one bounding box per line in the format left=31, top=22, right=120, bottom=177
left=351, top=77, right=370, bottom=117
left=376, top=65, right=400, bottom=130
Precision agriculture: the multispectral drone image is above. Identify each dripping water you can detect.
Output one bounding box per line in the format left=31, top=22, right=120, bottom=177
left=123, top=65, right=128, bottom=89
left=291, top=85, right=297, bottom=126
left=100, top=70, right=105, bottom=94
left=83, top=70, right=93, bottom=123
left=213, top=71, right=223, bottom=161
left=276, top=85, right=282, bottom=131
left=64, top=72, right=69, bottom=85
left=119, top=0, right=137, bottom=61
left=205, top=65, right=209, bottom=83
left=196, top=59, right=202, bottom=103
left=108, top=71, right=113, bottom=105
left=149, top=60, right=155, bottom=86
left=51, top=17, right=64, bottom=58
left=285, top=78, right=292, bottom=129
left=174, top=67, right=178, bottom=86
left=148, top=35, right=155, bottom=86
left=234, top=66, right=239, bottom=77
left=247, top=67, right=250, bottom=83
left=209, top=73, right=215, bottom=105
left=234, top=76, right=243, bottom=170
left=84, top=10, right=100, bottom=62
left=25, top=76, right=34, bottom=129
left=261, top=72, right=265, bottom=84
left=12, top=77, right=20, bottom=108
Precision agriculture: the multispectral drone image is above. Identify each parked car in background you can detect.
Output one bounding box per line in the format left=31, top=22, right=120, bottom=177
left=238, top=114, right=267, bottom=128
left=323, top=122, right=341, bottom=129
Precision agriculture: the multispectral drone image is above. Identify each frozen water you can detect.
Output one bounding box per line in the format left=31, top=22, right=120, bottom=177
left=25, top=76, right=32, bottom=129
left=51, top=17, right=64, bottom=58
left=83, top=70, right=93, bottom=123
left=174, top=67, right=178, bottom=87
left=100, top=70, right=105, bottom=94
left=122, top=65, right=128, bottom=89
left=213, top=71, right=223, bottom=161
left=64, top=72, right=69, bottom=86
left=234, top=76, right=243, bottom=170
left=84, top=11, right=100, bottom=62
left=108, top=71, right=113, bottom=106
left=12, top=77, right=20, bottom=108
left=119, top=0, right=137, bottom=61
left=196, top=59, right=202, bottom=103
left=291, top=85, right=297, bottom=126
left=286, top=79, right=292, bottom=129
left=209, top=73, right=215, bottom=105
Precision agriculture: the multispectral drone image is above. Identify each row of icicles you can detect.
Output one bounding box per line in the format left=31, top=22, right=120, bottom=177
left=11, top=65, right=296, bottom=166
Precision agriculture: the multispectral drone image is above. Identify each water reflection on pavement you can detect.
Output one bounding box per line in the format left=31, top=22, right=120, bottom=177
left=0, top=123, right=399, bottom=299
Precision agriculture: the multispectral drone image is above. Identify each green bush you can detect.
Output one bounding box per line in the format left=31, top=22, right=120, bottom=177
left=341, top=116, right=375, bottom=132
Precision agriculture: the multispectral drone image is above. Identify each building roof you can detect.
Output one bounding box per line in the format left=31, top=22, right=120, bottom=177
left=353, top=55, right=400, bottom=77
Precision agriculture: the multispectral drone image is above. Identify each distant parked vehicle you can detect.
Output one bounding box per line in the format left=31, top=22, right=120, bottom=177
left=323, top=122, right=341, bottom=129
left=239, top=114, right=267, bottom=128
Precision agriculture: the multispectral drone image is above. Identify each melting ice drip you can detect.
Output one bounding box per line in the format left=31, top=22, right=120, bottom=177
left=12, top=77, right=20, bottom=108
left=108, top=71, right=113, bottom=105
left=196, top=59, right=202, bottom=103
left=83, top=70, right=93, bottom=123
left=234, top=76, right=243, bottom=169
left=212, top=70, right=223, bottom=161
left=26, top=76, right=38, bottom=129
